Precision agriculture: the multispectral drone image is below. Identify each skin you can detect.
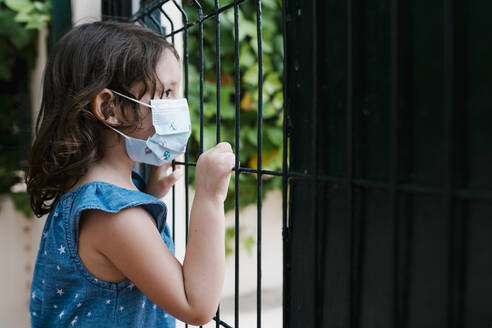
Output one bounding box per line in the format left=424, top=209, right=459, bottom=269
left=73, top=49, right=235, bottom=326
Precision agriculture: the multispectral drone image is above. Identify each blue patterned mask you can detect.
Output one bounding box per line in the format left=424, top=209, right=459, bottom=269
left=104, top=90, right=191, bottom=166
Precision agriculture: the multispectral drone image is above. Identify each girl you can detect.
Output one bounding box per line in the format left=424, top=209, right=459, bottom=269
left=26, top=21, right=234, bottom=327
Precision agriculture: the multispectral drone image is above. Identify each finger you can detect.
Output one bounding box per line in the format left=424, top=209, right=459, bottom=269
left=214, top=142, right=232, bottom=153
left=169, top=168, right=184, bottom=183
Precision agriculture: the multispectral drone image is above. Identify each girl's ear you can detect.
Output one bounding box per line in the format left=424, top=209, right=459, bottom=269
left=91, top=88, right=119, bottom=125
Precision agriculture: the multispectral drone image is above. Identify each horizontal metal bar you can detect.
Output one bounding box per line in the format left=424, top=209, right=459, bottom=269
left=172, top=160, right=492, bottom=199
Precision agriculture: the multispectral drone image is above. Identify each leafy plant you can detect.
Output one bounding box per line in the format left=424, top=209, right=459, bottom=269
left=0, top=0, right=51, bottom=218
left=182, top=0, right=284, bottom=212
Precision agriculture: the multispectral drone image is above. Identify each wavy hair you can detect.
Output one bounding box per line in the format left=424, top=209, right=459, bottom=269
left=25, top=21, right=179, bottom=217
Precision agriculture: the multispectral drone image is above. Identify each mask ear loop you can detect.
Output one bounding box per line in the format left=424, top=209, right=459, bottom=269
left=110, top=89, right=153, bottom=109
left=90, top=95, right=130, bottom=139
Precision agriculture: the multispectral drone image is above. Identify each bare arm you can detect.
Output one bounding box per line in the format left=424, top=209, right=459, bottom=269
left=83, top=142, right=234, bottom=325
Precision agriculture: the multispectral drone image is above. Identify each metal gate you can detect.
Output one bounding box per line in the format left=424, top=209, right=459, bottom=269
left=103, top=0, right=287, bottom=327
left=284, top=1, right=492, bottom=327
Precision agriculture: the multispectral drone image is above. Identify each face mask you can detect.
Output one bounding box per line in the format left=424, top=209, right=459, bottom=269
left=103, top=89, right=191, bottom=166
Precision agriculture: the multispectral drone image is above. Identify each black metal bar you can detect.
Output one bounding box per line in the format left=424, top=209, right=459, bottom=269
left=135, top=0, right=249, bottom=39
left=149, top=12, right=164, bottom=35
left=159, top=6, right=176, bottom=244
left=256, top=0, right=264, bottom=326
left=444, top=1, right=462, bottom=327
left=170, top=1, right=189, bottom=252
left=347, top=1, right=359, bottom=327
left=133, top=0, right=171, bottom=22
left=390, top=0, right=402, bottom=327
left=281, top=0, right=289, bottom=326
left=189, top=0, right=204, bottom=155
left=234, top=0, right=241, bottom=326
left=215, top=1, right=222, bottom=326
left=159, top=7, right=175, bottom=45
left=211, top=316, right=233, bottom=328
left=216, top=0, right=222, bottom=145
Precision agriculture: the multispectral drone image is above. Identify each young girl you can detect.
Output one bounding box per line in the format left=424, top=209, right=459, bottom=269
left=26, top=21, right=234, bottom=327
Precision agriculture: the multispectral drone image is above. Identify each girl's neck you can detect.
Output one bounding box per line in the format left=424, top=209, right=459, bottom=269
left=70, top=134, right=138, bottom=192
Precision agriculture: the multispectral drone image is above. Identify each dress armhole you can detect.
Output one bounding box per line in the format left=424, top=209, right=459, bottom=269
left=63, top=182, right=167, bottom=289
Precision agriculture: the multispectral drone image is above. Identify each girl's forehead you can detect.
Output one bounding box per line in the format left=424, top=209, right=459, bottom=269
left=155, top=51, right=181, bottom=87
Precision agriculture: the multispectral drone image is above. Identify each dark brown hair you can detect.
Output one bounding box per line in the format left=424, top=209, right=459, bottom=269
left=26, top=21, right=179, bottom=217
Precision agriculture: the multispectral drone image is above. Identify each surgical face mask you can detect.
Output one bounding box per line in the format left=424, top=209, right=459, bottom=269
left=103, top=89, right=191, bottom=166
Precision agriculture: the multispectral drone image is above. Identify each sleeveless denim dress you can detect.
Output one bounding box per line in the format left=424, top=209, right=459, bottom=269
left=29, top=170, right=176, bottom=328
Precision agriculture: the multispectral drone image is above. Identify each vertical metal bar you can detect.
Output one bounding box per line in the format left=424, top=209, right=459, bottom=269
left=149, top=12, right=165, bottom=35
left=281, top=1, right=289, bottom=327
left=234, top=0, right=241, bottom=326
left=256, top=0, right=263, bottom=327
left=444, top=1, right=461, bottom=327
left=390, top=0, right=402, bottom=327
left=160, top=8, right=175, bottom=45
left=215, top=1, right=222, bottom=326
left=191, top=5, right=202, bottom=326
left=167, top=4, right=189, bottom=327
left=160, top=6, right=176, bottom=244
left=347, top=1, right=359, bottom=327
left=193, top=0, right=204, bottom=154
left=216, top=0, right=221, bottom=144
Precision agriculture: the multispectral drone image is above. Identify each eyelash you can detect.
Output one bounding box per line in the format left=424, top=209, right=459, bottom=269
left=163, top=89, right=171, bottom=98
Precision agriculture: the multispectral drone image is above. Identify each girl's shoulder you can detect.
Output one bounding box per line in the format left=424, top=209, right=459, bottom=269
left=56, top=170, right=168, bottom=232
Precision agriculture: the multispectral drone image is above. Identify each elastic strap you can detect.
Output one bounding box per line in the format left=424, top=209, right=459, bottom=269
left=102, top=121, right=128, bottom=139
left=110, top=89, right=152, bottom=108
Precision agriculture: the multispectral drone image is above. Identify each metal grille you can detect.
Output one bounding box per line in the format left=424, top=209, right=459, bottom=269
left=284, top=1, right=492, bottom=327
left=129, top=1, right=287, bottom=327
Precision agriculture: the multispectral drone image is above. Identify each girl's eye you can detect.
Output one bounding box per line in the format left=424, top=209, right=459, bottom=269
left=164, top=89, right=172, bottom=98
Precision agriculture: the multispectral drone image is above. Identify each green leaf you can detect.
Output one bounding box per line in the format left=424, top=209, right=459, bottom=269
left=5, top=0, right=31, bottom=11
left=265, top=126, right=283, bottom=147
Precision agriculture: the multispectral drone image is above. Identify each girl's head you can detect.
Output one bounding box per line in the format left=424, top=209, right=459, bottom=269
left=26, top=21, right=180, bottom=217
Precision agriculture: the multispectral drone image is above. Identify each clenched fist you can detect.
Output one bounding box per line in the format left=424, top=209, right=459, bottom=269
left=195, top=142, right=235, bottom=203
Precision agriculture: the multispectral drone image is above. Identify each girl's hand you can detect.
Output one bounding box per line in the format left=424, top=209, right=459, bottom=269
left=145, top=158, right=184, bottom=199
left=195, top=142, right=235, bottom=203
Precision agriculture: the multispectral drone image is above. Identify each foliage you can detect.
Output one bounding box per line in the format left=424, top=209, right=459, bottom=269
left=182, top=0, right=284, bottom=213
left=178, top=0, right=283, bottom=258
left=0, top=0, right=51, bottom=218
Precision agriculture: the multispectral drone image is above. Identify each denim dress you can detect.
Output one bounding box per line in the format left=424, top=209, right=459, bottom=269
left=29, top=170, right=176, bottom=328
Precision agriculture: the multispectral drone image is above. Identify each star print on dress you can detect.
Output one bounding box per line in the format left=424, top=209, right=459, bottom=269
left=53, top=305, right=58, bottom=309
left=142, top=301, right=145, bottom=309
left=77, top=302, right=82, bottom=308
left=53, top=212, right=59, bottom=218
left=164, top=313, right=168, bottom=318
left=31, top=291, right=36, bottom=299
left=32, top=312, right=37, bottom=317
left=153, top=304, right=157, bottom=310
left=56, top=288, right=64, bottom=296
left=58, top=310, right=65, bottom=319
left=43, top=232, right=48, bottom=238
left=57, top=265, right=61, bottom=271
left=75, top=293, right=79, bottom=299
left=119, top=306, right=124, bottom=311
left=44, top=250, right=47, bottom=256
left=105, top=299, right=111, bottom=304
left=87, top=312, right=92, bottom=317
left=127, top=282, right=135, bottom=291
left=58, top=245, right=66, bottom=254
left=71, top=315, right=78, bottom=326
